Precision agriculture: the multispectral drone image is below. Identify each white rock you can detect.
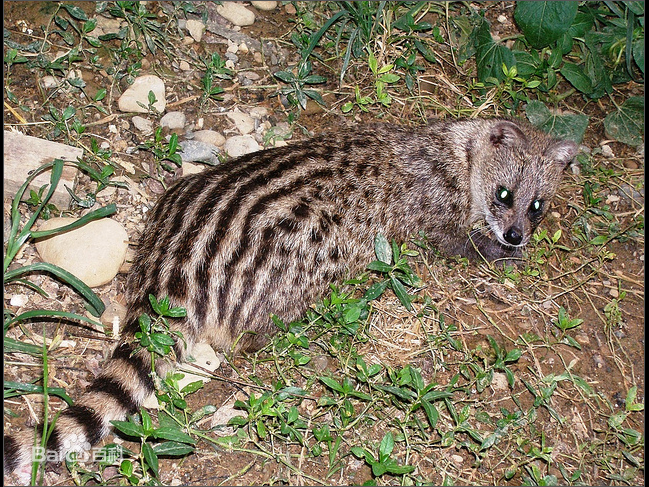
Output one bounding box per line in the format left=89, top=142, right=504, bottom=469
left=160, top=111, right=186, bottom=130
left=185, top=19, right=205, bottom=42
left=193, top=130, right=226, bottom=147
left=9, top=294, right=29, bottom=307
left=224, top=135, right=261, bottom=158
left=249, top=106, right=268, bottom=119
left=251, top=1, right=278, bottom=11
left=216, top=2, right=256, bottom=26
left=41, top=76, right=58, bottom=89
left=35, top=217, right=129, bottom=288
left=226, top=110, right=255, bottom=134
left=491, top=372, right=509, bottom=391
left=179, top=60, right=191, bottom=71
left=131, top=115, right=154, bottom=134
left=181, top=162, right=206, bottom=175
left=600, top=144, right=615, bottom=158
left=117, top=75, right=166, bottom=113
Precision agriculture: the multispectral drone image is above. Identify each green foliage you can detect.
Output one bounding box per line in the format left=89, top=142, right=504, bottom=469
left=366, top=233, right=422, bottom=311
left=525, top=100, right=589, bottom=143
left=134, top=295, right=187, bottom=363
left=111, top=406, right=196, bottom=484
left=139, top=126, right=183, bottom=174
left=274, top=60, right=327, bottom=109
left=351, top=431, right=416, bottom=478
left=603, top=96, right=644, bottom=146
left=200, top=52, right=233, bottom=103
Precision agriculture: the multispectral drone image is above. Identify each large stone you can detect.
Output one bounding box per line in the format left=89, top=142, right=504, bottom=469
left=117, top=75, right=166, bottom=113
left=216, top=2, right=256, bottom=26
left=35, top=217, right=129, bottom=288
left=223, top=135, right=261, bottom=158
left=251, top=1, right=278, bottom=11
left=226, top=110, right=255, bottom=135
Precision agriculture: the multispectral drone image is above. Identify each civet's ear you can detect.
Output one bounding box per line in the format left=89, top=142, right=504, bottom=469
left=545, top=139, right=578, bottom=169
left=489, top=121, right=527, bottom=148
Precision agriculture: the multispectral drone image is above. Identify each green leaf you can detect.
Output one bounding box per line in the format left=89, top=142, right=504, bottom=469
left=62, top=3, right=89, bottom=21
left=603, top=96, right=644, bottom=146
left=363, top=280, right=390, bottom=301
left=525, top=100, right=588, bottom=143
left=374, top=233, right=392, bottom=264
left=632, top=38, right=644, bottom=74
left=420, top=399, right=439, bottom=428
left=274, top=70, right=295, bottom=83
left=320, top=376, right=344, bottom=393
left=378, top=432, right=394, bottom=461
left=560, top=62, right=593, bottom=94
left=374, top=384, right=417, bottom=402
left=142, top=442, right=159, bottom=478
left=474, top=18, right=515, bottom=83
left=367, top=261, right=393, bottom=273
left=111, top=420, right=145, bottom=438
left=153, top=427, right=197, bottom=444
left=4, top=309, right=103, bottom=333
left=153, top=441, right=195, bottom=456
left=390, top=276, right=413, bottom=311
left=3, top=380, right=74, bottom=405
left=514, top=1, right=578, bottom=48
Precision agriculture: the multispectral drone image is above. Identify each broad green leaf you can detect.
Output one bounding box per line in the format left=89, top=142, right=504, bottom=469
left=320, top=376, right=344, bottom=393
left=474, top=18, right=515, bottom=83
left=514, top=1, right=578, bottom=48
left=390, top=276, right=413, bottom=311
left=111, top=420, right=145, bottom=438
left=560, top=62, right=593, bottom=94
left=153, top=427, right=196, bottom=444
left=363, top=280, right=390, bottom=301
left=420, top=399, right=439, bottom=428
left=374, top=233, right=392, bottom=264
left=62, top=3, right=89, bottom=20
left=632, top=38, right=644, bottom=74
left=525, top=100, right=589, bottom=143
left=142, top=442, right=158, bottom=478
left=512, top=50, right=539, bottom=77
left=378, top=432, right=394, bottom=462
left=367, top=261, right=392, bottom=274
left=153, top=441, right=195, bottom=456
left=603, top=96, right=644, bottom=146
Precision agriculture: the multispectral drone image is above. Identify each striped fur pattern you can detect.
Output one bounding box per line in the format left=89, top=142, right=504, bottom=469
left=4, top=119, right=577, bottom=479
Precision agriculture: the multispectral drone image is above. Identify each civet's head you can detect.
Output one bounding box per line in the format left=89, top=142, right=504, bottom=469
left=471, top=120, right=578, bottom=250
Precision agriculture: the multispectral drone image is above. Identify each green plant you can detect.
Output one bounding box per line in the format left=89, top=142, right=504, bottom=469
left=341, top=50, right=401, bottom=113
left=365, top=234, right=422, bottom=311
left=105, top=297, right=198, bottom=484
left=41, top=105, right=86, bottom=141
left=134, top=295, right=187, bottom=370
left=274, top=60, right=327, bottom=110
left=103, top=1, right=174, bottom=56
left=552, top=306, right=584, bottom=349
left=351, top=431, right=415, bottom=479
left=200, top=52, right=233, bottom=103
left=111, top=407, right=196, bottom=484
left=139, top=127, right=183, bottom=176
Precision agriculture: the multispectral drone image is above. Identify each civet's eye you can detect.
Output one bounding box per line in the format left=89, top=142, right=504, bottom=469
left=496, top=186, right=513, bottom=207
left=530, top=199, right=544, bottom=214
